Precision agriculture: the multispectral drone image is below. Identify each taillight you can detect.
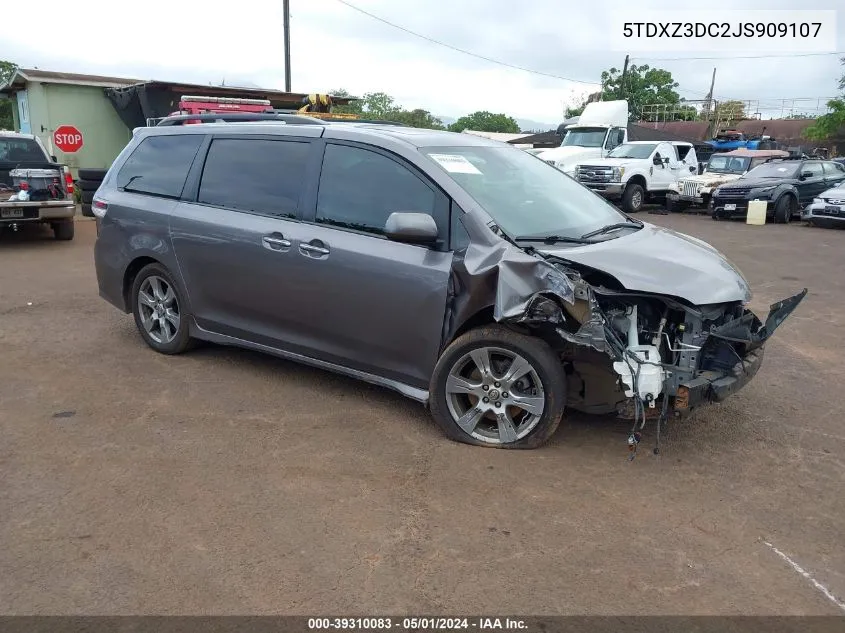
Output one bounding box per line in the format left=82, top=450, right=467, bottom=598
left=64, top=167, right=74, bottom=195
left=92, top=199, right=108, bottom=219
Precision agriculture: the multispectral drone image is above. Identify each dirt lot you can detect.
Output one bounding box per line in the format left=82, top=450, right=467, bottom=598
left=1, top=214, right=843, bottom=615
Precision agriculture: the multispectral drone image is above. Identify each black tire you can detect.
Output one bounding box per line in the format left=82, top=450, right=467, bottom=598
left=621, top=183, right=645, bottom=213
left=81, top=203, right=94, bottom=218
left=666, top=199, right=688, bottom=213
left=78, top=168, right=107, bottom=182
left=78, top=179, right=101, bottom=193
left=429, top=325, right=566, bottom=449
left=52, top=220, right=74, bottom=241
left=130, top=263, right=194, bottom=355
left=773, top=195, right=795, bottom=224
left=81, top=190, right=95, bottom=204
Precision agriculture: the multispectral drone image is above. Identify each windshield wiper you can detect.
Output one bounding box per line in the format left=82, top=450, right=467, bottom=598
left=514, top=234, right=592, bottom=245
left=579, top=221, right=643, bottom=240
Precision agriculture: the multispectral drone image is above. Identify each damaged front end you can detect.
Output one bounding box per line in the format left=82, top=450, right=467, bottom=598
left=514, top=263, right=806, bottom=421
left=453, top=218, right=807, bottom=449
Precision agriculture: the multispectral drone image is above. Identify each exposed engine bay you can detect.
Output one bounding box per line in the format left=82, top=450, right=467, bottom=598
left=503, top=258, right=806, bottom=456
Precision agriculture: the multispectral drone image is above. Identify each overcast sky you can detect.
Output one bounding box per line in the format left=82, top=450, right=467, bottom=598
left=1, top=0, right=842, bottom=125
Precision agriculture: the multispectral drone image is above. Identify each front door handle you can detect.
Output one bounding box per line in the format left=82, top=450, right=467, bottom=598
left=262, top=234, right=291, bottom=251
left=299, top=242, right=330, bottom=256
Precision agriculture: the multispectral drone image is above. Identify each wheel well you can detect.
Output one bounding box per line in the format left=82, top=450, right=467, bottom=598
left=447, top=306, right=496, bottom=346
left=777, top=191, right=797, bottom=206
left=626, top=175, right=647, bottom=190
left=122, top=256, right=159, bottom=310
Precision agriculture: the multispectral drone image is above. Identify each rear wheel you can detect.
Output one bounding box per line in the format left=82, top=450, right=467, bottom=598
left=773, top=195, right=795, bottom=224
left=621, top=183, right=645, bottom=213
left=52, top=220, right=74, bottom=240
left=130, top=264, right=193, bottom=355
left=429, top=326, right=566, bottom=449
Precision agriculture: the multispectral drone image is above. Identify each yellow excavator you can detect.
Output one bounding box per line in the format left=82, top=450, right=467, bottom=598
left=297, top=94, right=360, bottom=120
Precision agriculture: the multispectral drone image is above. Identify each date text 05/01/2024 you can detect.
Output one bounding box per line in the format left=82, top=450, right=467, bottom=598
left=307, top=617, right=528, bottom=630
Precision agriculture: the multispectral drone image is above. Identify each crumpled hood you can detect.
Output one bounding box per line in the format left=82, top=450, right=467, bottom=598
left=539, top=224, right=752, bottom=305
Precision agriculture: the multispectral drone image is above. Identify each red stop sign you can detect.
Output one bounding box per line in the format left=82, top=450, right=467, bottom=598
left=53, top=125, right=84, bottom=153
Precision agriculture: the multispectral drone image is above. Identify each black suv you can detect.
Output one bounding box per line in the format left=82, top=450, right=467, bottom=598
left=711, top=158, right=845, bottom=223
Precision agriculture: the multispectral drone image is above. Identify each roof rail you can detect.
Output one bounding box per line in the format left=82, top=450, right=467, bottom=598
left=156, top=112, right=325, bottom=126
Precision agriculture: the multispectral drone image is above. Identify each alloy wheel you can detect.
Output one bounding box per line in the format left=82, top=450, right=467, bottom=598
left=137, top=275, right=180, bottom=345
left=445, top=346, right=545, bottom=445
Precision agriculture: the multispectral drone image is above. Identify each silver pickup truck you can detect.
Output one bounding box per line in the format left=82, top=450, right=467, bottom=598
left=0, top=131, right=76, bottom=240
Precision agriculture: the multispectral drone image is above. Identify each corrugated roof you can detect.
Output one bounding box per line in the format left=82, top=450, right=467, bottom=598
left=15, top=68, right=140, bottom=86
left=2, top=68, right=355, bottom=105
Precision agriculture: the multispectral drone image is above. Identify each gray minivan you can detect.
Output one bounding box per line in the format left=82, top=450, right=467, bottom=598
left=93, top=118, right=805, bottom=449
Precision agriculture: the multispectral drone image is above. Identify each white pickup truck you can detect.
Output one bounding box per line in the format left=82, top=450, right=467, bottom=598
left=0, top=131, right=76, bottom=239
left=573, top=141, right=699, bottom=213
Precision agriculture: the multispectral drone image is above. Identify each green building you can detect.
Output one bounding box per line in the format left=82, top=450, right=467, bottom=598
left=2, top=68, right=138, bottom=175
left=1, top=68, right=358, bottom=178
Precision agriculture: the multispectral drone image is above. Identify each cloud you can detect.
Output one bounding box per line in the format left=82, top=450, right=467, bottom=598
left=0, top=0, right=841, bottom=124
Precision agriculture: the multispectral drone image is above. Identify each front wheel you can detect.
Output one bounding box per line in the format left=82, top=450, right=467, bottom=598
left=773, top=195, right=795, bottom=224
left=621, top=183, right=645, bottom=213
left=429, top=326, right=566, bottom=449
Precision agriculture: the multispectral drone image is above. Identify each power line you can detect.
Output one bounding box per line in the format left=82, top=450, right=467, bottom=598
left=633, top=51, right=844, bottom=62
left=333, top=0, right=599, bottom=86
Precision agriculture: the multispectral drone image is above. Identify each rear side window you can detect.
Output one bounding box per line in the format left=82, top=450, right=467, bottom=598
left=117, top=135, right=203, bottom=198
left=675, top=145, right=691, bottom=160
left=198, top=138, right=310, bottom=218
left=802, top=161, right=823, bottom=178
left=823, top=161, right=845, bottom=174
left=316, top=143, right=436, bottom=235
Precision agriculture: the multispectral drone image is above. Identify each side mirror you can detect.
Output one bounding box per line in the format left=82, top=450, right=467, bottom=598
left=689, top=166, right=696, bottom=172
left=652, top=156, right=663, bottom=166
left=384, top=212, right=439, bottom=244
left=801, top=171, right=813, bottom=179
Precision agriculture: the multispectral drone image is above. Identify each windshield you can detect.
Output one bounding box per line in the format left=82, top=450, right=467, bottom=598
left=561, top=127, right=607, bottom=148
left=707, top=155, right=750, bottom=174
left=607, top=143, right=657, bottom=159
left=422, top=146, right=628, bottom=240
left=742, top=162, right=799, bottom=179
left=0, top=138, right=47, bottom=162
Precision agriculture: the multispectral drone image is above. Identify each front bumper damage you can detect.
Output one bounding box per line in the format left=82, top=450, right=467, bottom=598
left=450, top=214, right=807, bottom=451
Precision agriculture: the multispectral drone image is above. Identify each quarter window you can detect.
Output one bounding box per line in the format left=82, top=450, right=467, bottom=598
left=117, top=135, right=203, bottom=198
left=198, top=138, right=310, bottom=217
left=316, top=144, right=436, bottom=236
left=802, top=162, right=823, bottom=178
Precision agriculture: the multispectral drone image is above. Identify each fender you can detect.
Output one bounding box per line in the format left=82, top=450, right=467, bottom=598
left=772, top=184, right=800, bottom=208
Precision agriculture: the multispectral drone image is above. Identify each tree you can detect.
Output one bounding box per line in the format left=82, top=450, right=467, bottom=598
left=383, top=108, right=444, bottom=130
left=447, top=111, right=520, bottom=133
left=0, top=60, right=18, bottom=131
left=327, top=88, right=363, bottom=115
left=805, top=57, right=845, bottom=141
left=712, top=100, right=747, bottom=123
left=599, top=63, right=684, bottom=121
left=784, top=112, right=818, bottom=120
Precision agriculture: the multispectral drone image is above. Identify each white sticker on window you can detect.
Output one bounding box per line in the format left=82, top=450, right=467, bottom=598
left=429, top=153, right=482, bottom=174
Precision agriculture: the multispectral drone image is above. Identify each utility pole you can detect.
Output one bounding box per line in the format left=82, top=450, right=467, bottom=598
left=704, top=67, right=716, bottom=117
left=620, top=54, right=630, bottom=101
left=704, top=67, right=716, bottom=137
left=283, top=0, right=292, bottom=92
